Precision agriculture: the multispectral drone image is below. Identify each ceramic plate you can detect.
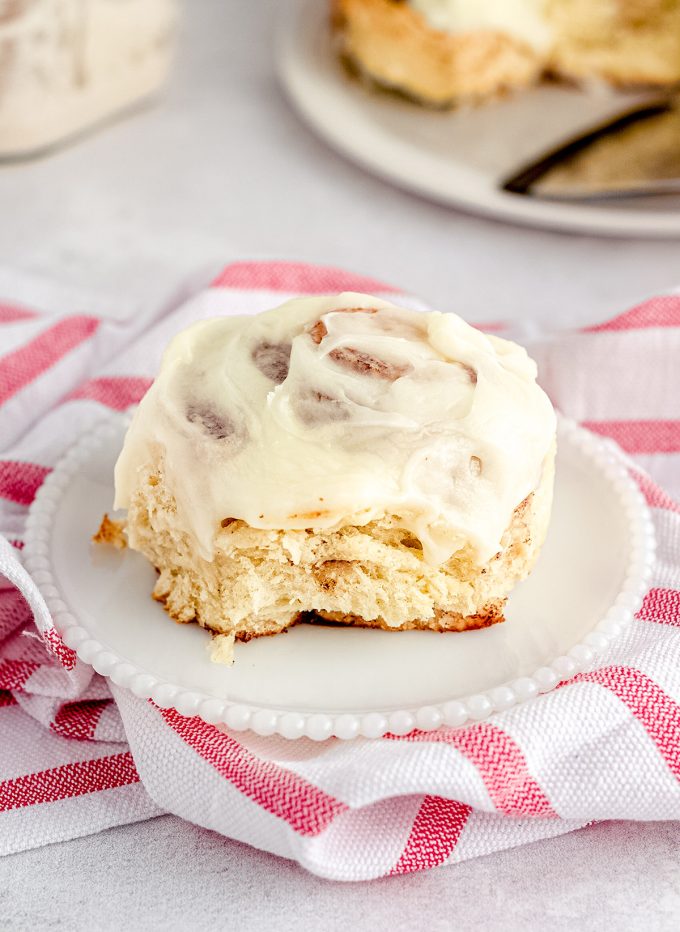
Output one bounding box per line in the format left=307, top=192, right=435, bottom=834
left=277, top=0, right=680, bottom=238
left=22, top=413, right=655, bottom=740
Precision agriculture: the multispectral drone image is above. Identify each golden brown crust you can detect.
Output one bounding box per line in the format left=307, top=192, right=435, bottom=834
left=332, top=0, right=543, bottom=107
left=332, top=0, right=680, bottom=104
left=132, top=488, right=541, bottom=638
left=110, top=432, right=555, bottom=647
left=93, top=514, right=127, bottom=549
left=150, top=558, right=504, bottom=637
left=312, top=603, right=505, bottom=632
left=152, top=582, right=298, bottom=639
left=547, top=0, right=680, bottom=87
left=152, top=571, right=503, bottom=638
left=97, top=485, right=539, bottom=640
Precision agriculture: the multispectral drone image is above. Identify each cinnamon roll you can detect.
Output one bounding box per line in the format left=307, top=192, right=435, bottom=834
left=332, top=0, right=680, bottom=107
left=101, top=294, right=556, bottom=654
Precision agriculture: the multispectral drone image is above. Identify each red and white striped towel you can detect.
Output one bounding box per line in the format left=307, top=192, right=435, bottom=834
left=1, top=261, right=679, bottom=880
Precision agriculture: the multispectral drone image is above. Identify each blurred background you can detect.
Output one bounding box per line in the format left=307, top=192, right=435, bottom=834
left=0, top=0, right=678, bottom=330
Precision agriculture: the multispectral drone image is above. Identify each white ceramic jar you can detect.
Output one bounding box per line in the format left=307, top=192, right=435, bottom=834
left=0, top=0, right=179, bottom=158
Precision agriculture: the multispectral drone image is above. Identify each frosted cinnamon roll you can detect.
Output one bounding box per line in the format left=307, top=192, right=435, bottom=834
left=332, top=0, right=548, bottom=106
left=101, top=294, right=556, bottom=653
left=332, top=0, right=680, bottom=108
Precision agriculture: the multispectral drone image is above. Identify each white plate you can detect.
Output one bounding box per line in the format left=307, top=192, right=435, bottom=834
left=22, top=414, right=655, bottom=740
left=277, top=0, right=680, bottom=238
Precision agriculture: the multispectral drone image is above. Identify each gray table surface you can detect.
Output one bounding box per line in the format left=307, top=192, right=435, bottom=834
left=1, top=2, right=679, bottom=928
left=2, top=816, right=680, bottom=932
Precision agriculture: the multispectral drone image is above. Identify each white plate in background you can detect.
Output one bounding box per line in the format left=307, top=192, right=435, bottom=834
left=277, top=0, right=680, bottom=238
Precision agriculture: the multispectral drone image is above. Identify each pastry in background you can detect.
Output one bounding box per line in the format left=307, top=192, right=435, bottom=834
left=332, top=0, right=680, bottom=107
left=332, top=0, right=548, bottom=106
left=101, top=294, right=557, bottom=648
left=0, top=0, right=178, bottom=159
left=548, top=0, right=680, bottom=89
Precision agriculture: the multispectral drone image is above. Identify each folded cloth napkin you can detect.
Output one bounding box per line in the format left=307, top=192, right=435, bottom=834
left=1, top=260, right=679, bottom=881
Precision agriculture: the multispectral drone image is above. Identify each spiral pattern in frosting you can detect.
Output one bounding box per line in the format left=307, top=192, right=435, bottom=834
left=114, top=293, right=556, bottom=566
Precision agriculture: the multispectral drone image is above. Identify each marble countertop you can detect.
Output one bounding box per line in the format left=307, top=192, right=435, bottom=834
left=1, top=2, right=678, bottom=928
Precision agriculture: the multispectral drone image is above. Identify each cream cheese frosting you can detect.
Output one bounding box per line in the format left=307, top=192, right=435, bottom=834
left=409, top=0, right=553, bottom=51
left=114, top=294, right=556, bottom=567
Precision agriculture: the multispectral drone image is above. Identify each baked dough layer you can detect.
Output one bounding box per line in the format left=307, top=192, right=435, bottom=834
left=333, top=0, right=544, bottom=106
left=333, top=0, right=680, bottom=107
left=105, top=441, right=554, bottom=639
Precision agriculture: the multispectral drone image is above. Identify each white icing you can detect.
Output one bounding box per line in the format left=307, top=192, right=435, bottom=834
left=409, top=0, right=553, bottom=51
left=114, top=294, right=556, bottom=567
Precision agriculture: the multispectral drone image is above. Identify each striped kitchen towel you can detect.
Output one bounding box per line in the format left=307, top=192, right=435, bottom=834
left=1, top=261, right=679, bottom=880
